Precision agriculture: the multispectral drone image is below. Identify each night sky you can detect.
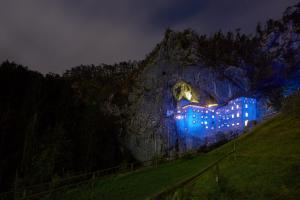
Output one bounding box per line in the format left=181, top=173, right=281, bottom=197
left=1, top=0, right=299, bottom=74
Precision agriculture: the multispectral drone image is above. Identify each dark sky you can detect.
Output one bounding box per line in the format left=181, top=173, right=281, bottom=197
left=1, top=0, right=299, bottom=74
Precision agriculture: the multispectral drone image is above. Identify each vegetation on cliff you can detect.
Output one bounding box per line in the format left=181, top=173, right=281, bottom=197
left=42, top=92, right=300, bottom=200
left=0, top=2, right=299, bottom=194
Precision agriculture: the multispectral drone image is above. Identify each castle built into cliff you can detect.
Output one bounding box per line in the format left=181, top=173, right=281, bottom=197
left=175, top=97, right=257, bottom=143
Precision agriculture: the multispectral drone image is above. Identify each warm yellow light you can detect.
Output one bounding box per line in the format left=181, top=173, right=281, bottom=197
left=207, top=104, right=218, bottom=107
left=182, top=104, right=205, bottom=109
left=172, top=81, right=199, bottom=103
left=185, top=91, right=192, bottom=101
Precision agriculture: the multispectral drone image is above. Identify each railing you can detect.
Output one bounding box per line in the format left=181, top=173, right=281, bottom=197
left=0, top=150, right=201, bottom=200
left=0, top=113, right=280, bottom=200
left=148, top=113, right=279, bottom=199
left=149, top=153, right=300, bottom=200
left=147, top=150, right=235, bottom=200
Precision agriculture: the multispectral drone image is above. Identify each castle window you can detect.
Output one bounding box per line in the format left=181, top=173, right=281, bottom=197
left=245, top=104, right=248, bottom=108
left=245, top=120, right=248, bottom=126
left=175, top=115, right=182, bottom=120
left=237, top=113, right=240, bottom=117
left=232, top=114, right=234, bottom=118
left=245, top=112, right=248, bottom=117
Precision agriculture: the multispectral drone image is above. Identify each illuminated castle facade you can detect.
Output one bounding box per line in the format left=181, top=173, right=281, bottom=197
left=174, top=97, right=257, bottom=145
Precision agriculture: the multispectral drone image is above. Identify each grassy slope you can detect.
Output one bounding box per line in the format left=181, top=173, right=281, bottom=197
left=45, top=154, right=223, bottom=200
left=47, top=95, right=300, bottom=200
left=170, top=112, right=300, bottom=199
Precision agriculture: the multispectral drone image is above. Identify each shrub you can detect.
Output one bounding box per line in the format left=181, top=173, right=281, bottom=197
left=181, top=152, right=195, bottom=160
left=281, top=91, right=300, bottom=115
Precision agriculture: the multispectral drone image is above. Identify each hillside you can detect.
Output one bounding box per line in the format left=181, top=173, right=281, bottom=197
left=0, top=2, right=300, bottom=194
left=42, top=93, right=300, bottom=199
left=120, top=2, right=300, bottom=161
left=165, top=92, right=300, bottom=199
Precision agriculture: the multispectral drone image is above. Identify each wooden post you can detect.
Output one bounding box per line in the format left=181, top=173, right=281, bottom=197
left=22, top=189, right=26, bottom=199
left=91, top=173, right=95, bottom=188
left=234, top=140, right=237, bottom=161
left=14, top=172, right=18, bottom=200
left=215, top=164, right=219, bottom=185
left=131, top=163, right=134, bottom=171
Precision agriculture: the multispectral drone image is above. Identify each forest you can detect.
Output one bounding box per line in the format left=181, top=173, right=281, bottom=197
left=0, top=2, right=299, bottom=193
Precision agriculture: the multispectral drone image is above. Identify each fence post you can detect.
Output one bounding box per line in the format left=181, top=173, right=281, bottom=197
left=233, top=140, right=237, bottom=161
left=90, top=173, right=95, bottom=189
left=131, top=163, right=134, bottom=171
left=215, top=163, right=219, bottom=185
left=22, top=189, right=26, bottom=199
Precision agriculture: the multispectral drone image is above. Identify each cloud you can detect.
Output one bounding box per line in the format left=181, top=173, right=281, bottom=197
left=173, top=0, right=300, bottom=34
left=0, top=0, right=298, bottom=73
left=0, top=0, right=164, bottom=73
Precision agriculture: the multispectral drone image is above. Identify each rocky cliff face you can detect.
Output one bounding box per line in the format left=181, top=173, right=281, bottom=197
left=125, top=63, right=252, bottom=160
left=122, top=4, right=300, bottom=161
left=124, top=31, right=254, bottom=160
left=75, top=4, right=300, bottom=161
left=259, top=5, right=300, bottom=97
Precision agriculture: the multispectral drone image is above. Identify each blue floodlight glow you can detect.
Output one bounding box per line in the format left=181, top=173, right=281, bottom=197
left=175, top=97, right=257, bottom=140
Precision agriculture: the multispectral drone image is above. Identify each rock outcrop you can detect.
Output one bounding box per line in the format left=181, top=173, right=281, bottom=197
left=125, top=59, right=252, bottom=161
left=123, top=4, right=300, bottom=160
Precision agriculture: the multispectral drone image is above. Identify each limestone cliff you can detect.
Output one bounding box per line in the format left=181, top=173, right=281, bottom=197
left=123, top=4, right=300, bottom=160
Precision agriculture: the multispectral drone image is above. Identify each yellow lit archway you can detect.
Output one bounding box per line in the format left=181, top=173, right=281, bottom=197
left=172, top=81, right=199, bottom=103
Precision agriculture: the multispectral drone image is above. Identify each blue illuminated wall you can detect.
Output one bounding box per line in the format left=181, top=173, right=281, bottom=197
left=175, top=97, right=257, bottom=143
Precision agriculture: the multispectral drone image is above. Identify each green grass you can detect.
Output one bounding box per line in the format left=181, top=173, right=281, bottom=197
left=46, top=93, right=300, bottom=200
left=43, top=153, right=224, bottom=200
left=167, top=112, right=300, bottom=200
